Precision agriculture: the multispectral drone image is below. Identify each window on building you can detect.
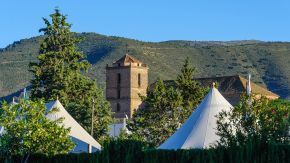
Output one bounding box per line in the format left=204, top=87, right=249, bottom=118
left=117, top=103, right=121, bottom=112
left=117, top=73, right=121, bottom=85
left=117, top=89, right=121, bottom=99
left=138, top=73, right=141, bottom=87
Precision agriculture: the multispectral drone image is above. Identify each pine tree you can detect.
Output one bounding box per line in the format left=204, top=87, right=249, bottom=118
left=176, top=57, right=208, bottom=122
left=29, top=9, right=112, bottom=140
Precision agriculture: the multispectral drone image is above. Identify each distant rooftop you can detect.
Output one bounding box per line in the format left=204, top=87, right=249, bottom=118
left=160, top=75, right=279, bottom=105
left=195, top=75, right=279, bottom=98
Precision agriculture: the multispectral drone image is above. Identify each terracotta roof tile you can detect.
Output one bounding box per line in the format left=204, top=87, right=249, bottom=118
left=114, top=54, right=143, bottom=64
left=195, top=75, right=279, bottom=98
left=160, top=75, right=279, bottom=98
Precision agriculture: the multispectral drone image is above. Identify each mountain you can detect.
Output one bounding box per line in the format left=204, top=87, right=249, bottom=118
left=0, top=32, right=290, bottom=101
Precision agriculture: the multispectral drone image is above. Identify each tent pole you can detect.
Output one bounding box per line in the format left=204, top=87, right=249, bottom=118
left=91, top=98, right=95, bottom=136
left=88, top=98, right=95, bottom=153
left=88, top=144, right=92, bottom=153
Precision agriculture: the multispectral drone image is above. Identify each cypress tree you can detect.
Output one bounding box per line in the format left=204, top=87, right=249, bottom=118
left=176, top=57, right=208, bottom=122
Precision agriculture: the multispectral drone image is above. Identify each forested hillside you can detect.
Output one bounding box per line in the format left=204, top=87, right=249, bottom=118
left=0, top=33, right=290, bottom=100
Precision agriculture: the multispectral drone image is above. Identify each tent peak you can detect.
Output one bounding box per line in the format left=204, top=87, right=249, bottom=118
left=159, top=87, right=232, bottom=150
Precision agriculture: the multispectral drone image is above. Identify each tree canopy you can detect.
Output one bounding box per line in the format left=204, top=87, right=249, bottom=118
left=29, top=9, right=112, bottom=140
left=0, top=99, right=74, bottom=162
left=217, top=94, right=290, bottom=147
left=127, top=79, right=183, bottom=145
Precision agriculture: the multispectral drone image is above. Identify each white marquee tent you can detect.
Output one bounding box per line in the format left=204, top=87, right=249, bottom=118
left=109, top=119, right=132, bottom=137
left=159, top=87, right=233, bottom=149
left=46, top=100, right=102, bottom=153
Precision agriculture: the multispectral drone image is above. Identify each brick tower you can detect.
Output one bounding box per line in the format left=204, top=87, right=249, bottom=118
left=106, top=54, right=148, bottom=119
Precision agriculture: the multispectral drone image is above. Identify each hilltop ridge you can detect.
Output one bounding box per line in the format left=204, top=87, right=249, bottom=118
left=0, top=32, right=290, bottom=100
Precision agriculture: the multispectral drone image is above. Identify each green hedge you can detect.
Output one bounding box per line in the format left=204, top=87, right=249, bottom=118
left=144, top=144, right=290, bottom=163
left=99, top=139, right=149, bottom=163
left=1, top=140, right=289, bottom=163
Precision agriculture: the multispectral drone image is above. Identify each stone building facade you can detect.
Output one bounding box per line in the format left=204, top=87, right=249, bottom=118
left=106, top=54, right=148, bottom=119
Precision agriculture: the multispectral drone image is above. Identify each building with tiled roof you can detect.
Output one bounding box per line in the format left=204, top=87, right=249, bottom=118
left=162, top=75, right=279, bottom=106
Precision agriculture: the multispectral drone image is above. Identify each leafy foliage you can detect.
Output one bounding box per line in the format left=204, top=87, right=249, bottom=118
left=0, top=99, right=74, bottom=162
left=66, top=87, right=112, bottom=141
left=217, top=94, right=290, bottom=147
left=29, top=9, right=112, bottom=140
left=127, top=79, right=183, bottom=146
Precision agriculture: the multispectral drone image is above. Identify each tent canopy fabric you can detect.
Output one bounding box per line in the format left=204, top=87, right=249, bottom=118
left=159, top=87, right=233, bottom=150
left=109, top=119, right=132, bottom=137
left=45, top=100, right=101, bottom=151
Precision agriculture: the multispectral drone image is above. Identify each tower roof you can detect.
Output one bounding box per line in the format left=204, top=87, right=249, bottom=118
left=114, top=54, right=143, bottom=65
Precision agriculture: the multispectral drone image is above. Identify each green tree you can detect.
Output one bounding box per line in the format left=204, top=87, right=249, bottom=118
left=176, top=57, right=208, bottom=122
left=217, top=94, right=290, bottom=147
left=66, top=86, right=112, bottom=141
left=29, top=9, right=90, bottom=102
left=0, top=99, right=74, bottom=162
left=127, top=79, right=183, bottom=146
left=29, top=9, right=112, bottom=140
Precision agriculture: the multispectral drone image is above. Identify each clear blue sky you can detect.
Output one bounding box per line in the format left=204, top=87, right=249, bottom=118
left=1, top=0, right=290, bottom=48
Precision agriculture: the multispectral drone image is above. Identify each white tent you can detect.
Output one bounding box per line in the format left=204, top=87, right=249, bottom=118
left=159, top=87, right=233, bottom=149
left=109, top=118, right=132, bottom=137
left=46, top=100, right=102, bottom=153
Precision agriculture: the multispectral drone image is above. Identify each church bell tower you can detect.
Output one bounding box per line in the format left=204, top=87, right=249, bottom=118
left=106, top=54, right=148, bottom=119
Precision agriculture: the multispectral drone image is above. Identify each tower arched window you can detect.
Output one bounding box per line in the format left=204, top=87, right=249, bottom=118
left=138, top=73, right=141, bottom=87
left=117, top=103, right=121, bottom=112
left=117, top=73, right=121, bottom=85
left=117, top=89, right=121, bottom=99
